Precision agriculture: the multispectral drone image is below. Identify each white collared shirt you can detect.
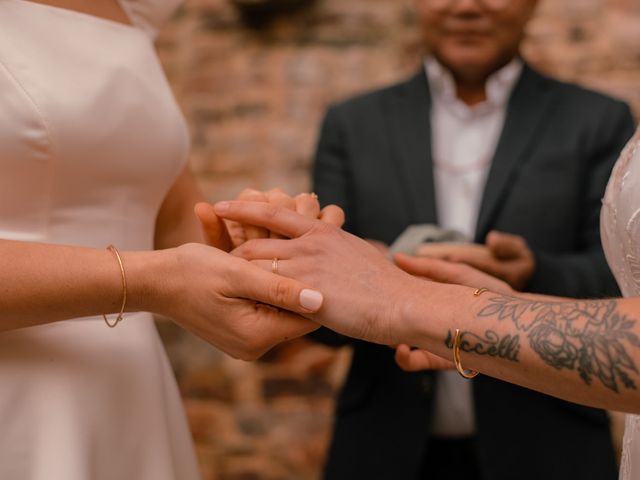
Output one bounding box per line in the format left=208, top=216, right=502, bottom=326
left=425, top=56, right=523, bottom=436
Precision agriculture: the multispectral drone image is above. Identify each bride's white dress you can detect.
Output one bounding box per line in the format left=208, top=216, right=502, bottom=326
left=601, top=126, right=640, bottom=480
left=0, top=0, right=200, bottom=478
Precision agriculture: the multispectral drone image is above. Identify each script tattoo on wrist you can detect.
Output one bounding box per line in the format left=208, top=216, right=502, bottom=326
left=445, top=329, right=520, bottom=362
left=466, top=296, right=640, bottom=393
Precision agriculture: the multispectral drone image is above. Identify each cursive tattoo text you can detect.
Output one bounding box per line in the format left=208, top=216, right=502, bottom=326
left=445, top=329, right=520, bottom=362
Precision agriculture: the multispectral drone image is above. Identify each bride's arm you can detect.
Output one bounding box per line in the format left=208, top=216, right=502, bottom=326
left=399, top=284, right=640, bottom=414
left=0, top=239, right=151, bottom=330
left=0, top=238, right=323, bottom=360
left=218, top=200, right=640, bottom=413
left=391, top=254, right=579, bottom=372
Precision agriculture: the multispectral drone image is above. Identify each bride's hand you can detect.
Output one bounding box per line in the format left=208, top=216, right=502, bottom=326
left=134, top=243, right=324, bottom=360
left=195, top=189, right=344, bottom=251
left=214, top=201, right=422, bottom=346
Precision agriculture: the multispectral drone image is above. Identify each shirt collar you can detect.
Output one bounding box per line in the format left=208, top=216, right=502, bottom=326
left=424, top=56, right=523, bottom=116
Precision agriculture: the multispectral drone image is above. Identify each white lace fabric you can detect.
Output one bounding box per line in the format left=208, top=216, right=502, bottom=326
left=601, top=127, right=640, bottom=480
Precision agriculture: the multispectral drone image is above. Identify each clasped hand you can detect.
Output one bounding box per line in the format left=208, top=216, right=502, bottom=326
left=215, top=200, right=423, bottom=346
left=179, top=193, right=524, bottom=369
left=153, top=189, right=343, bottom=361
left=208, top=200, right=519, bottom=372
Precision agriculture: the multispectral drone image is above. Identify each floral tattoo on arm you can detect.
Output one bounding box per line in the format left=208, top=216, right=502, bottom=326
left=447, top=297, right=640, bottom=393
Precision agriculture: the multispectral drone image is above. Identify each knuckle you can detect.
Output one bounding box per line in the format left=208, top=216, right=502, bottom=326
left=263, top=203, right=279, bottom=220
left=298, top=239, right=321, bottom=257
left=231, top=243, right=248, bottom=257
left=269, top=279, right=294, bottom=306
left=236, top=240, right=256, bottom=259
left=223, top=258, right=244, bottom=282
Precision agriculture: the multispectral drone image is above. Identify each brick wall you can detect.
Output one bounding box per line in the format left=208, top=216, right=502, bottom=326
left=155, top=1, right=640, bottom=478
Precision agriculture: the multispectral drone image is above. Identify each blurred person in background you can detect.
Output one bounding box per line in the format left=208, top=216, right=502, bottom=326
left=310, top=0, right=635, bottom=478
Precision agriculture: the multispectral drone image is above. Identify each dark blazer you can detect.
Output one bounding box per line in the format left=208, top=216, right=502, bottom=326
left=312, top=64, right=636, bottom=480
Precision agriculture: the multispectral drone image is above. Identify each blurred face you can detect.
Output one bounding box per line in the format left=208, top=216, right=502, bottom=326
left=416, top=0, right=538, bottom=82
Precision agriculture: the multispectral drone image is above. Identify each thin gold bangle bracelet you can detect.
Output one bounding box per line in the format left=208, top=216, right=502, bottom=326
left=103, top=244, right=127, bottom=328
left=453, top=329, right=479, bottom=379
left=452, top=286, right=487, bottom=379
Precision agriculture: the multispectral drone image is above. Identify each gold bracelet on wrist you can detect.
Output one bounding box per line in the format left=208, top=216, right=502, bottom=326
left=453, top=329, right=479, bottom=379
left=103, top=244, right=127, bottom=328
left=453, top=287, right=488, bottom=379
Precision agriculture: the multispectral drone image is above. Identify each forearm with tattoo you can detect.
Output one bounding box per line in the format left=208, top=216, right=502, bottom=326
left=446, top=296, right=640, bottom=393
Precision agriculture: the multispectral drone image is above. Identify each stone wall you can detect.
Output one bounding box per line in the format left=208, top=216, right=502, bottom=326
left=155, top=1, right=640, bottom=478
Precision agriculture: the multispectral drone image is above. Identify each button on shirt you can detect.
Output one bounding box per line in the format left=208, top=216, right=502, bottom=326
left=425, top=56, right=523, bottom=436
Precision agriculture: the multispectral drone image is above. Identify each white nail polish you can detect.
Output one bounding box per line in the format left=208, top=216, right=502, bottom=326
left=299, top=289, right=323, bottom=311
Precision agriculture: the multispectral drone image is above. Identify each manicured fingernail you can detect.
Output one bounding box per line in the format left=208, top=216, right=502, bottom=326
left=300, top=289, right=323, bottom=312
left=214, top=202, right=230, bottom=213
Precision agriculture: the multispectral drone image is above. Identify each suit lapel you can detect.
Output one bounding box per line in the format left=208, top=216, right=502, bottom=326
left=384, top=70, right=438, bottom=224
left=475, top=65, right=555, bottom=241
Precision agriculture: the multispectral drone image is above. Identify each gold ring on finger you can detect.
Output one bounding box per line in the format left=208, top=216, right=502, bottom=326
left=272, top=257, right=279, bottom=275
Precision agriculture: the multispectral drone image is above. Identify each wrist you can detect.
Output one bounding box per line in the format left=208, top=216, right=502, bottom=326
left=121, top=249, right=175, bottom=314
left=397, top=278, right=473, bottom=351
left=391, top=273, right=439, bottom=346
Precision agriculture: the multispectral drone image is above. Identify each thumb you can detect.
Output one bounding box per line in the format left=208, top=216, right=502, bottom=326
left=233, top=262, right=325, bottom=315
left=195, top=202, right=233, bottom=252
left=394, top=253, right=430, bottom=276
left=395, top=344, right=454, bottom=372
left=394, top=253, right=464, bottom=284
